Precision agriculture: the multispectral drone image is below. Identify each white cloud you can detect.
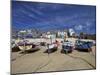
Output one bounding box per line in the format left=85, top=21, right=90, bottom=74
left=74, top=24, right=83, bottom=30
left=86, top=21, right=91, bottom=27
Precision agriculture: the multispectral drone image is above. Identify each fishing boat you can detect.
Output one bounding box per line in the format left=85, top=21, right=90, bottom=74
left=18, top=40, right=40, bottom=52
left=75, top=40, right=93, bottom=52
left=17, top=30, right=40, bottom=52
left=61, top=40, right=74, bottom=54
left=11, top=40, right=20, bottom=52
left=46, top=43, right=58, bottom=53
left=46, top=34, right=58, bottom=54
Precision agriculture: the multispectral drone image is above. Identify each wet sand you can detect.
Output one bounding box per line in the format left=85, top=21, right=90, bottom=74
left=11, top=38, right=96, bottom=74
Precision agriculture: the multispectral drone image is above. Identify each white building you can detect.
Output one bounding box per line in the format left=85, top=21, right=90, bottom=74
left=69, top=28, right=75, bottom=36
left=57, top=31, right=68, bottom=38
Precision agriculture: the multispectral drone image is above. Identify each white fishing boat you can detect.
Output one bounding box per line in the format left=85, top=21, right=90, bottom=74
left=46, top=43, right=58, bottom=53
left=61, top=40, right=74, bottom=54
left=46, top=34, right=58, bottom=53
left=17, top=30, right=40, bottom=52
left=18, top=40, right=40, bottom=52
left=11, top=39, right=20, bottom=52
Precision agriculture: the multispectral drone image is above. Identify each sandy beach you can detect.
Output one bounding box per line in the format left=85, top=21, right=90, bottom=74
left=11, top=38, right=96, bottom=74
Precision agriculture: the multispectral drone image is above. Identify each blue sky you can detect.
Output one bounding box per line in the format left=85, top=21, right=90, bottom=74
left=12, top=1, right=96, bottom=34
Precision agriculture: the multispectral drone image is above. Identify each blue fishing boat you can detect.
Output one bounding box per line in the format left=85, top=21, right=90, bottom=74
left=75, top=40, right=93, bottom=52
